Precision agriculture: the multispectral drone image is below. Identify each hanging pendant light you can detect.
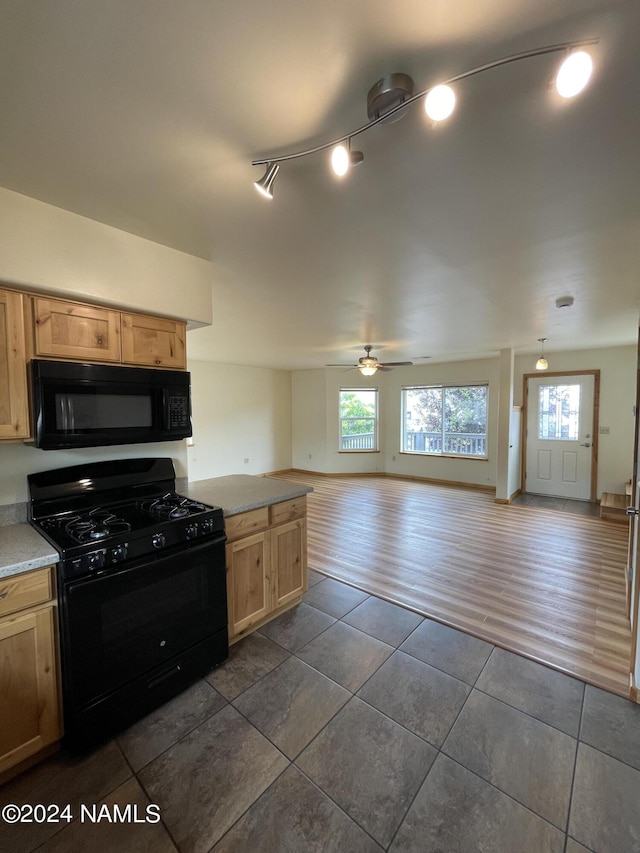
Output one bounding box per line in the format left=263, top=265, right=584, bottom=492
left=536, top=338, right=549, bottom=370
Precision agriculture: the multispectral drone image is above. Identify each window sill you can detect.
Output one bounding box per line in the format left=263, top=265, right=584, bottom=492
left=399, top=451, right=488, bottom=461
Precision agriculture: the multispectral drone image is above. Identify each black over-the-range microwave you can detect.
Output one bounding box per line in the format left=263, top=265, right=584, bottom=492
left=29, top=359, right=192, bottom=450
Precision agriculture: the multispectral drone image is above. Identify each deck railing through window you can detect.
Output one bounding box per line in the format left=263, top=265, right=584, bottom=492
left=341, top=432, right=376, bottom=450
left=405, top=432, right=487, bottom=456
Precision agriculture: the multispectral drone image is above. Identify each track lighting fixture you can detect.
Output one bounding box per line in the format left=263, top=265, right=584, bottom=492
left=253, top=162, right=280, bottom=199
left=536, top=338, right=549, bottom=371
left=252, top=39, right=598, bottom=198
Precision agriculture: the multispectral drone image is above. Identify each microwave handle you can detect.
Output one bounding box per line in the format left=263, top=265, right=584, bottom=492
left=58, top=395, right=75, bottom=432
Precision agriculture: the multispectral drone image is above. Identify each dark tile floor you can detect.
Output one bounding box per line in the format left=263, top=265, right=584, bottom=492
left=2, top=570, right=640, bottom=852
left=511, top=493, right=601, bottom=516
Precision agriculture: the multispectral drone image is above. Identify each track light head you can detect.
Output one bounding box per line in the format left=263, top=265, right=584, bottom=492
left=254, top=162, right=280, bottom=199
left=555, top=50, right=593, bottom=98
left=331, top=143, right=364, bottom=177
left=424, top=84, right=456, bottom=122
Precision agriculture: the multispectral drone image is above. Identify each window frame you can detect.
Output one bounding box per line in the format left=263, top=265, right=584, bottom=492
left=338, top=387, right=380, bottom=453
left=401, top=383, right=489, bottom=459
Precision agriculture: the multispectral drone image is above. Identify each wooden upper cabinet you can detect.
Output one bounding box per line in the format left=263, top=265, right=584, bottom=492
left=32, top=297, right=121, bottom=362
left=0, top=289, right=30, bottom=439
left=121, top=312, right=186, bottom=369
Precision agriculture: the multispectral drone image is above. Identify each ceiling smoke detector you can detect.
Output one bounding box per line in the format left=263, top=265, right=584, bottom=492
left=555, top=295, right=575, bottom=308
left=367, top=73, right=415, bottom=124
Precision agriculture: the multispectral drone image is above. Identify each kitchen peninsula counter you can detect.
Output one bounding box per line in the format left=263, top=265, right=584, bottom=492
left=0, top=523, right=58, bottom=579
left=186, top=474, right=312, bottom=516
left=188, top=474, right=312, bottom=641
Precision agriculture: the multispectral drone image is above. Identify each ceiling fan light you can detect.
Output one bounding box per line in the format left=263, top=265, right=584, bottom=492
left=358, top=364, right=377, bottom=376
left=555, top=50, right=593, bottom=98
left=424, top=85, right=456, bottom=122
left=253, top=162, right=279, bottom=199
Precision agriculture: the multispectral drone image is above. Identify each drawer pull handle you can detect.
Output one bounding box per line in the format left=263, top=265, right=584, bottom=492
left=0, top=591, right=8, bottom=600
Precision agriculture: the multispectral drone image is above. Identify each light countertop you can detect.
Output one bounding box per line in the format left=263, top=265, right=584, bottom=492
left=186, top=474, right=312, bottom=517
left=0, top=524, right=58, bottom=579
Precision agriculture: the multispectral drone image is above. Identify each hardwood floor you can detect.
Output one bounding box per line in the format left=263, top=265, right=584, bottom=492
left=272, top=472, right=632, bottom=697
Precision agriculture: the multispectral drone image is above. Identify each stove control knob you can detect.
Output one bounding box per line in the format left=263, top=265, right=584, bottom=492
left=110, top=543, right=128, bottom=563
left=185, top=523, right=198, bottom=540
left=152, top=533, right=166, bottom=549
left=87, top=551, right=105, bottom=571
left=200, top=518, right=214, bottom=535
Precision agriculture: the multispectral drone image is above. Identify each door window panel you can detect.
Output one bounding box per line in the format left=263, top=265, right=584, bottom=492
left=538, top=384, right=580, bottom=440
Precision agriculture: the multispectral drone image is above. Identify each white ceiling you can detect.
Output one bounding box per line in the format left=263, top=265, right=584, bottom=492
left=0, top=0, right=638, bottom=370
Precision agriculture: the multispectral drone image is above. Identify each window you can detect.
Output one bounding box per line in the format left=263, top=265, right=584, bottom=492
left=339, top=388, right=379, bottom=451
left=538, top=384, right=580, bottom=440
left=402, top=384, right=488, bottom=457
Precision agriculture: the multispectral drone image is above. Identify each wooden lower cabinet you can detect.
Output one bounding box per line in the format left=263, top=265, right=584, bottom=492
left=271, top=518, right=306, bottom=610
left=226, top=498, right=307, bottom=640
left=226, top=531, right=272, bottom=636
left=0, top=602, right=60, bottom=775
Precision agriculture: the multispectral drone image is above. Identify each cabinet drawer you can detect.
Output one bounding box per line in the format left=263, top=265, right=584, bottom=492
left=225, top=507, right=270, bottom=542
left=0, top=567, right=53, bottom=619
left=270, top=496, right=306, bottom=526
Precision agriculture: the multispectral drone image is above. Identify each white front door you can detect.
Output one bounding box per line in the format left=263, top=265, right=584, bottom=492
left=525, top=373, right=595, bottom=500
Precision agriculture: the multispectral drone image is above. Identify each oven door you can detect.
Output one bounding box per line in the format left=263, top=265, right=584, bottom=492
left=59, top=536, right=227, bottom=711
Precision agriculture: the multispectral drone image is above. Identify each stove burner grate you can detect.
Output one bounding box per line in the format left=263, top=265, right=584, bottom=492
left=63, top=509, right=132, bottom=544
left=141, top=494, right=208, bottom=520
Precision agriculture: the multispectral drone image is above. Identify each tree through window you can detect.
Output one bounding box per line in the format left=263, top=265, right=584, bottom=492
left=339, top=388, right=379, bottom=451
left=402, top=384, right=488, bottom=456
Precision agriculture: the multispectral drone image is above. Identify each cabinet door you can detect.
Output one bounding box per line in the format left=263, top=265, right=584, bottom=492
left=226, top=531, right=271, bottom=638
left=33, top=297, right=121, bottom=362
left=0, top=290, right=30, bottom=439
left=0, top=606, right=60, bottom=774
left=121, top=313, right=186, bottom=369
left=271, top=518, right=307, bottom=610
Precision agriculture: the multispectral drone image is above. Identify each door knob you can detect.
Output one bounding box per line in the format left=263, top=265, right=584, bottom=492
left=627, top=506, right=639, bottom=517
left=580, top=442, right=591, bottom=447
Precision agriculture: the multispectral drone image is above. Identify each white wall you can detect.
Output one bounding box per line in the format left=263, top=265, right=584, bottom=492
left=514, top=346, right=635, bottom=497
left=0, top=442, right=188, bottom=507
left=291, top=358, right=499, bottom=486
left=187, top=360, right=292, bottom=481
left=0, top=187, right=213, bottom=327
left=292, top=370, right=329, bottom=472
left=291, top=346, right=635, bottom=496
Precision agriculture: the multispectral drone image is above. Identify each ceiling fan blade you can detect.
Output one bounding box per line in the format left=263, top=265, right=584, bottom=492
left=379, top=361, right=414, bottom=367
left=326, top=363, right=357, bottom=367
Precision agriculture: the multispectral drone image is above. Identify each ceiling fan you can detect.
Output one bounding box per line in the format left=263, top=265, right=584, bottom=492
left=326, top=345, right=413, bottom=376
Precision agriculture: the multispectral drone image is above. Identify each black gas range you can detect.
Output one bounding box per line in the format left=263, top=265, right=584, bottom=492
left=28, top=458, right=228, bottom=750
